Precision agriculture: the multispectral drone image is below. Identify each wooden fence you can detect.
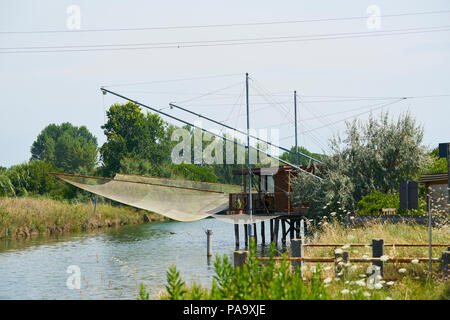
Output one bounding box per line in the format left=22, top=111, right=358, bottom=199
left=234, top=239, right=450, bottom=278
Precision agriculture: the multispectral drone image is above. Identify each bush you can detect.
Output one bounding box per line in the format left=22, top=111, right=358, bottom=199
left=157, top=239, right=329, bottom=300
left=357, top=190, right=426, bottom=215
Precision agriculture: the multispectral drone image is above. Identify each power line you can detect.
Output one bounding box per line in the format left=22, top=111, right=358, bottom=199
left=101, top=73, right=242, bottom=88
left=2, top=25, right=450, bottom=53
left=279, top=98, right=407, bottom=141
left=2, top=9, right=450, bottom=34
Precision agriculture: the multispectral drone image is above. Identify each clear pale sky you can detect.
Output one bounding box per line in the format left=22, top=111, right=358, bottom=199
left=0, top=0, right=449, bottom=167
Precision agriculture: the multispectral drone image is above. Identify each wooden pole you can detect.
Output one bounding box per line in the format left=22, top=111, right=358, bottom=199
left=334, top=250, right=349, bottom=277
left=234, top=224, right=240, bottom=249
left=290, top=220, right=295, bottom=240
left=291, top=238, right=303, bottom=275
left=261, top=221, right=265, bottom=245
left=244, top=224, right=248, bottom=247
left=206, top=229, right=213, bottom=257
left=442, top=251, right=449, bottom=278
left=281, top=219, right=287, bottom=246
left=274, top=219, right=280, bottom=246
left=270, top=219, right=274, bottom=243
left=234, top=250, right=248, bottom=268
left=372, top=239, right=384, bottom=277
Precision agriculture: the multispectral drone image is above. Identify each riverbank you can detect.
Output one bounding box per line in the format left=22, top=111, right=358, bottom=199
left=150, top=220, right=449, bottom=300
left=0, top=197, right=165, bottom=239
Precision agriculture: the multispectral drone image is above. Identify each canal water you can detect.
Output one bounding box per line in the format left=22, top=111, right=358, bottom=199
left=0, top=218, right=276, bottom=300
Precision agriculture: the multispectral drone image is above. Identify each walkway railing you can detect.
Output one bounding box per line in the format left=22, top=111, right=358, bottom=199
left=233, top=239, right=450, bottom=278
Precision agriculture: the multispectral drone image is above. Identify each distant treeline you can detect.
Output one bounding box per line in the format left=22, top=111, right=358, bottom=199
left=0, top=102, right=326, bottom=201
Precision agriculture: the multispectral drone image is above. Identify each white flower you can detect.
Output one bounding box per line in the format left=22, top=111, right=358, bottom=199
left=323, top=266, right=332, bottom=271
left=330, top=212, right=337, bottom=216
left=342, top=245, right=350, bottom=249
left=380, top=255, right=389, bottom=262
left=356, top=279, right=366, bottom=287
left=374, top=283, right=383, bottom=290
left=398, top=268, right=407, bottom=274
left=362, top=255, right=370, bottom=259
left=385, top=297, right=392, bottom=300
left=411, top=259, right=419, bottom=264
left=359, top=274, right=367, bottom=278
left=363, top=291, right=371, bottom=297
left=341, top=289, right=349, bottom=294
left=335, top=248, right=343, bottom=254
left=350, top=265, right=358, bottom=271
left=323, top=277, right=332, bottom=284
left=386, top=281, right=395, bottom=286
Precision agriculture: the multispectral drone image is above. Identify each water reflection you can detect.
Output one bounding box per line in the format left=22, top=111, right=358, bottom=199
left=0, top=218, right=281, bottom=299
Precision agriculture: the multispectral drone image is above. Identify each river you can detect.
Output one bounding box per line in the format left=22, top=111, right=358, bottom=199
left=0, top=218, right=275, bottom=300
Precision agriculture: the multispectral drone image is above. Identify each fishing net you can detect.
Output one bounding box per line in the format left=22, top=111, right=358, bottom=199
left=50, top=172, right=277, bottom=224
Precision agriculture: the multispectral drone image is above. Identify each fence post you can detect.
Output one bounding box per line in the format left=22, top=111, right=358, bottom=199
left=234, top=250, right=248, bottom=268
left=442, top=251, right=449, bottom=278
left=334, top=249, right=349, bottom=277
left=372, top=239, right=384, bottom=277
left=291, top=239, right=304, bottom=276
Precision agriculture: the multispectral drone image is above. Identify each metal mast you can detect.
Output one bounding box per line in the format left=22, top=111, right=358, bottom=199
left=246, top=73, right=253, bottom=238
left=294, top=91, right=299, bottom=166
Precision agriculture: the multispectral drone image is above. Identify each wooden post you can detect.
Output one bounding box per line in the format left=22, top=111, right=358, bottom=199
left=442, top=251, right=449, bottom=278
left=274, top=218, right=280, bottom=246
left=281, top=219, right=287, bottom=246
left=334, top=250, right=349, bottom=277
left=261, top=221, right=265, bottom=245
left=234, top=250, right=248, bottom=268
left=270, top=219, right=274, bottom=243
left=234, top=224, right=239, bottom=249
left=206, top=229, right=213, bottom=257
left=291, top=239, right=304, bottom=276
left=289, top=219, right=295, bottom=240
left=295, top=220, right=300, bottom=238
left=372, top=239, right=384, bottom=277
left=244, top=224, right=248, bottom=247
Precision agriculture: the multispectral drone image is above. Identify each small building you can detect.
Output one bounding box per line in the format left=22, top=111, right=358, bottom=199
left=229, top=165, right=317, bottom=216
left=418, top=173, right=449, bottom=214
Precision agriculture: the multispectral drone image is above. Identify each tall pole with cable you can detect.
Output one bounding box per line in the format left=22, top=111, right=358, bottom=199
left=246, top=73, right=253, bottom=238
left=294, top=91, right=299, bottom=166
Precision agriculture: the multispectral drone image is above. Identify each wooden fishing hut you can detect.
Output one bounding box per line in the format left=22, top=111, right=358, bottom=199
left=229, top=165, right=317, bottom=248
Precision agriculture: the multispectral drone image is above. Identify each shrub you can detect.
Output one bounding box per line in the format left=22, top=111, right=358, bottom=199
left=357, top=190, right=426, bottom=215
left=159, top=239, right=329, bottom=300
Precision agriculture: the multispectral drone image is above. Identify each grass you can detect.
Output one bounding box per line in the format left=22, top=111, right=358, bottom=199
left=0, top=196, right=165, bottom=239
left=142, top=220, right=449, bottom=300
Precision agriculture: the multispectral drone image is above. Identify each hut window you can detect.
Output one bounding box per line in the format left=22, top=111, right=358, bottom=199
left=267, top=175, right=275, bottom=193
left=260, top=175, right=266, bottom=192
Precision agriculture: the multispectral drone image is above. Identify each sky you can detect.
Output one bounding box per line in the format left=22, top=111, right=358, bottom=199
left=0, top=0, right=449, bottom=167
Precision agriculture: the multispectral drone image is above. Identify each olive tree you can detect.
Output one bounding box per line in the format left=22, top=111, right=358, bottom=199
left=291, top=112, right=430, bottom=217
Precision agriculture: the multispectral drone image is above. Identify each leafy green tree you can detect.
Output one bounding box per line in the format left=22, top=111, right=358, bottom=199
left=100, top=102, right=174, bottom=176
left=421, top=147, right=447, bottom=174
left=31, top=123, right=98, bottom=173
left=292, top=112, right=430, bottom=217
left=280, top=146, right=327, bottom=166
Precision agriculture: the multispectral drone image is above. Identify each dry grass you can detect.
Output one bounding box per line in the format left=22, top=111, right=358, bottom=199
left=296, top=219, right=450, bottom=299
left=0, top=196, right=165, bottom=239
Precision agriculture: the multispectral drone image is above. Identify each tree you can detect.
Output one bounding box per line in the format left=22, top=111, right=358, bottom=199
left=100, top=102, right=174, bottom=176
left=280, top=146, right=327, bottom=166
left=291, top=112, right=430, bottom=217
left=31, top=123, right=98, bottom=173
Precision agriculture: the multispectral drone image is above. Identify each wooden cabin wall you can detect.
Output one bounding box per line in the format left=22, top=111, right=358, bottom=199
left=274, top=170, right=290, bottom=212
